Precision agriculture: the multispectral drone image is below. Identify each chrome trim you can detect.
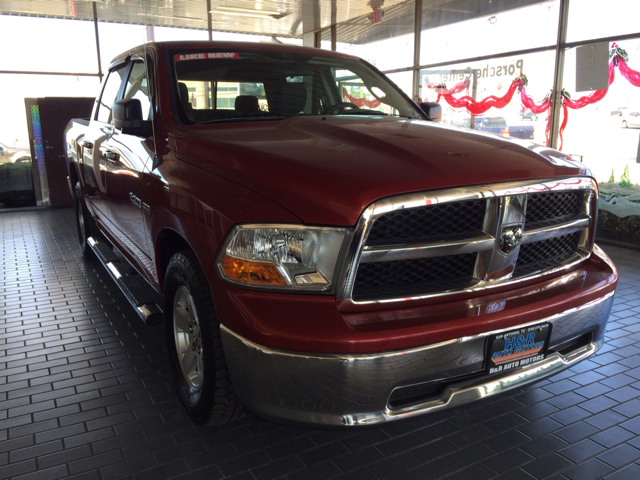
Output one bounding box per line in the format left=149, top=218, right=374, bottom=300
left=138, top=303, right=162, bottom=320
left=338, top=176, right=598, bottom=305
left=360, top=234, right=495, bottom=263
left=522, top=215, right=591, bottom=244
left=106, top=261, right=123, bottom=279
left=386, top=343, right=597, bottom=422
left=221, top=289, right=615, bottom=427
left=349, top=252, right=591, bottom=306
left=475, top=194, right=526, bottom=281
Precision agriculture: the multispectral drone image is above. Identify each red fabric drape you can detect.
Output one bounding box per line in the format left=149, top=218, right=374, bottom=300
left=563, top=62, right=615, bottom=109
left=426, top=79, right=470, bottom=96
left=520, top=86, right=551, bottom=114
left=342, top=89, right=381, bottom=109
left=436, top=79, right=520, bottom=115
left=618, top=60, right=640, bottom=87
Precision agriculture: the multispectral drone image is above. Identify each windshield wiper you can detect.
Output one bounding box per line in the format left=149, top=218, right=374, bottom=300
left=196, top=113, right=294, bottom=125
left=334, top=110, right=390, bottom=116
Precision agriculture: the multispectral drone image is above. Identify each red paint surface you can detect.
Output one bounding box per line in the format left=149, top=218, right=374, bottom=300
left=213, top=250, right=617, bottom=353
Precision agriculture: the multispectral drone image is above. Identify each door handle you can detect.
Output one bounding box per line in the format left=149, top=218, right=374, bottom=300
left=104, top=149, right=119, bottom=162
left=79, top=140, right=93, bottom=149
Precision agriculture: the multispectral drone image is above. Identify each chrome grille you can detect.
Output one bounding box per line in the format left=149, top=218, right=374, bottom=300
left=365, top=199, right=486, bottom=246
left=352, top=253, right=477, bottom=301
left=525, top=191, right=584, bottom=229
left=343, top=177, right=596, bottom=304
left=514, top=232, right=581, bottom=277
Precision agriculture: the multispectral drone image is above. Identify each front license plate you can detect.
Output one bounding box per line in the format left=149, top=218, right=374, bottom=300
left=487, top=323, right=551, bottom=374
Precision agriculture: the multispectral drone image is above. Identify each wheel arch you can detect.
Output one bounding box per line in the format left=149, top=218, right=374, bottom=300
left=156, top=228, right=196, bottom=293
left=68, top=162, right=80, bottom=195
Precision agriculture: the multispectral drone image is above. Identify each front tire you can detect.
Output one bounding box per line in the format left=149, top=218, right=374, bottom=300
left=74, top=182, right=93, bottom=258
left=164, top=250, right=243, bottom=425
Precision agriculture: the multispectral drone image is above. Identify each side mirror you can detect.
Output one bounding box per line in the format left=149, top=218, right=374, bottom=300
left=419, top=102, right=442, bottom=122
left=113, top=99, right=153, bottom=137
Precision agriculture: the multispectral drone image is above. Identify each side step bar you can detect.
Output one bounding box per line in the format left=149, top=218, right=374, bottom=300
left=87, top=237, right=163, bottom=325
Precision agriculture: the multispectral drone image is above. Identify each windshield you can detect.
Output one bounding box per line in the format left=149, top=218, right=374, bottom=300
left=169, top=48, right=424, bottom=124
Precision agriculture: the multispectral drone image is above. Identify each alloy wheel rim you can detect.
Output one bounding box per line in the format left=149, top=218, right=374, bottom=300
left=173, top=285, right=203, bottom=390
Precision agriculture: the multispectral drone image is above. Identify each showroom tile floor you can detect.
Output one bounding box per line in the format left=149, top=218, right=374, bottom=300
left=1, top=207, right=639, bottom=480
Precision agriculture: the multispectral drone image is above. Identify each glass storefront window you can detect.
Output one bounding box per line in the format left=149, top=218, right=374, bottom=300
left=154, top=26, right=209, bottom=42
left=567, top=0, right=640, bottom=43
left=561, top=39, right=640, bottom=247
left=335, top=2, right=415, bottom=72
left=420, top=51, right=555, bottom=145
left=0, top=16, right=98, bottom=74
left=98, top=23, right=149, bottom=73
left=420, top=1, right=559, bottom=66
left=386, top=71, right=414, bottom=100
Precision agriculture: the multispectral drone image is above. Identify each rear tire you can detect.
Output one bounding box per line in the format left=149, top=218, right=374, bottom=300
left=164, top=250, right=243, bottom=425
left=74, top=182, right=93, bottom=259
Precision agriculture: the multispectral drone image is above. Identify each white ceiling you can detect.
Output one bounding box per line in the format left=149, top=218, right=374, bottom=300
left=0, top=0, right=411, bottom=38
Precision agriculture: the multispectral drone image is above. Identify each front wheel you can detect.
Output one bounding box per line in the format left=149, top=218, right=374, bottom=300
left=164, top=250, right=243, bottom=425
left=74, top=182, right=93, bottom=258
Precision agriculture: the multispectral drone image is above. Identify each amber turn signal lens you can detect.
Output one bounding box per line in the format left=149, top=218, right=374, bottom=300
left=222, top=256, right=286, bottom=285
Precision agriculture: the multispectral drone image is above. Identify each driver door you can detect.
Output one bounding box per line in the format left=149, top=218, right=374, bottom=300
left=81, top=63, right=128, bottom=220
left=102, top=59, right=156, bottom=280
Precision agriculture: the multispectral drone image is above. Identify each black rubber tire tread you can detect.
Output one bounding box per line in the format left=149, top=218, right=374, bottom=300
left=74, top=182, right=93, bottom=259
left=163, top=249, right=244, bottom=426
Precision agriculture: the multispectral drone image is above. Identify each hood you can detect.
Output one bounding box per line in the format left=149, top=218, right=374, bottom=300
left=174, top=116, right=589, bottom=226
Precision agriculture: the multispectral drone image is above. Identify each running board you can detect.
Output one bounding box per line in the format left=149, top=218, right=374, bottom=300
left=87, top=236, right=163, bottom=325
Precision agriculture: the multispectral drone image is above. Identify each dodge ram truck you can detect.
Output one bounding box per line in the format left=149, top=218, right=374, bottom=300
left=65, top=41, right=618, bottom=427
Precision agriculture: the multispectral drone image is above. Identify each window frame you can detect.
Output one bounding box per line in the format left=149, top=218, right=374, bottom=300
left=94, top=61, right=129, bottom=125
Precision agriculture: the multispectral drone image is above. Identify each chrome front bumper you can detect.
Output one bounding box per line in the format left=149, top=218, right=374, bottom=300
left=220, top=291, right=614, bottom=427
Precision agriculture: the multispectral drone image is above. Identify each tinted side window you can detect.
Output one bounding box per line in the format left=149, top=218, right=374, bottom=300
left=123, top=61, right=151, bottom=121
left=96, top=65, right=127, bottom=124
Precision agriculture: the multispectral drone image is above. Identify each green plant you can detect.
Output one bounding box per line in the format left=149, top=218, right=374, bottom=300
left=608, top=169, right=615, bottom=183
left=619, top=164, right=631, bottom=187
left=597, top=209, right=640, bottom=246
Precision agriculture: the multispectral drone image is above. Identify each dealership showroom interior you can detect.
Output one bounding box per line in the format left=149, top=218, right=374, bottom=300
left=2, top=0, right=640, bottom=479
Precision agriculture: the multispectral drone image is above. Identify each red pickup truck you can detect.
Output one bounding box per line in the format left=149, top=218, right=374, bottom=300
left=65, top=41, right=618, bottom=427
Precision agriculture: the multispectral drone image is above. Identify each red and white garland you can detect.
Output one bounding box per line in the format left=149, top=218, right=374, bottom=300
left=430, top=44, right=638, bottom=150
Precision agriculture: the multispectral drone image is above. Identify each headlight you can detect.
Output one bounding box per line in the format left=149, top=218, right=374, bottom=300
left=217, top=224, right=349, bottom=292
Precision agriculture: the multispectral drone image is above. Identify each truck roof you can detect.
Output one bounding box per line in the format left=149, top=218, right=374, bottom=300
left=108, top=40, right=355, bottom=70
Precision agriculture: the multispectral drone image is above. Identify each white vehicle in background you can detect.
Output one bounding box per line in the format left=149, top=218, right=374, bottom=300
left=0, top=141, right=31, bottom=164
left=620, top=110, right=640, bottom=128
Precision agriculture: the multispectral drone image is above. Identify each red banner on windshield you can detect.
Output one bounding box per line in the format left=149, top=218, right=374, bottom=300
left=174, top=52, right=239, bottom=61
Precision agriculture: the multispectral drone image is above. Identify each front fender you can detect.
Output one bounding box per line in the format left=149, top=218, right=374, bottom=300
left=151, top=160, right=300, bottom=331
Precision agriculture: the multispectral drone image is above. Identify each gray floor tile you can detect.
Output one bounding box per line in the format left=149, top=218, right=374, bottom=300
left=1, top=209, right=639, bottom=480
